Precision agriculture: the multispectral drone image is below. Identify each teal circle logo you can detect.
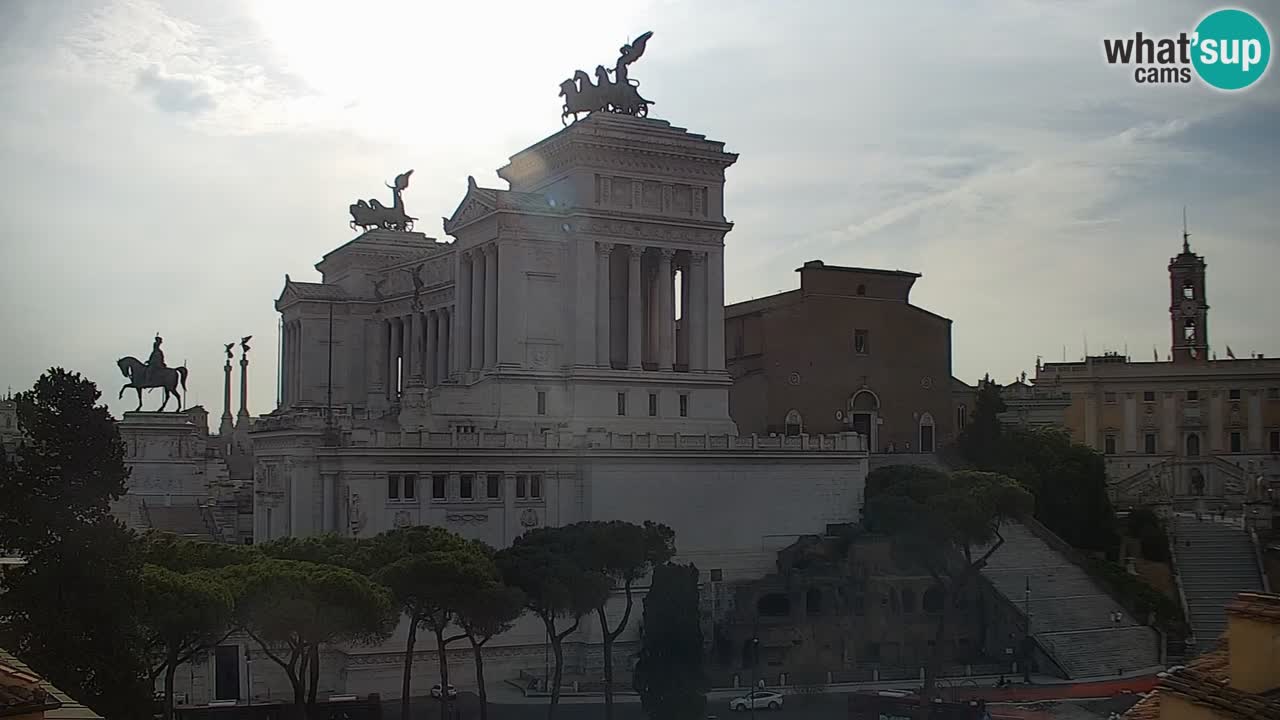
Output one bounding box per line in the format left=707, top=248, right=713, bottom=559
left=1192, top=9, right=1271, bottom=90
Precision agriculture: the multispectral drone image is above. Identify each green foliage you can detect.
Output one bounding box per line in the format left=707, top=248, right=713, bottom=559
left=0, top=369, right=128, bottom=554
left=138, top=564, right=235, bottom=719
left=633, top=563, right=707, bottom=720
left=257, top=533, right=369, bottom=571
left=1085, top=556, right=1187, bottom=637
left=957, top=375, right=1006, bottom=468
left=1125, top=509, right=1171, bottom=562
left=142, top=530, right=261, bottom=570
left=0, top=520, right=152, bottom=719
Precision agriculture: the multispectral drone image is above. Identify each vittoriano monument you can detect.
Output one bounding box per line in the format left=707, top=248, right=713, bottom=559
left=117, top=334, right=189, bottom=412
left=560, top=31, right=654, bottom=124
left=349, top=169, right=417, bottom=232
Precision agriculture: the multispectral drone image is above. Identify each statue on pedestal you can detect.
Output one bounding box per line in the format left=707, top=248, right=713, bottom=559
left=117, top=334, right=189, bottom=412
left=349, top=170, right=416, bottom=232
left=560, top=31, right=654, bottom=124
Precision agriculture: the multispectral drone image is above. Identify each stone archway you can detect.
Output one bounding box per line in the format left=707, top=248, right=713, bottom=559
left=918, top=412, right=936, bottom=453
left=848, top=389, right=880, bottom=450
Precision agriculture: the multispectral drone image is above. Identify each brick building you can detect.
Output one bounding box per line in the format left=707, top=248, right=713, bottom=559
left=725, top=260, right=954, bottom=453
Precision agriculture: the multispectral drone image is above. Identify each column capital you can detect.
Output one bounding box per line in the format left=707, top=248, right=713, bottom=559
left=628, top=245, right=646, bottom=259
left=658, top=247, right=677, bottom=261
left=689, top=249, right=708, bottom=265
left=597, top=241, right=614, bottom=256
left=483, top=242, right=499, bottom=256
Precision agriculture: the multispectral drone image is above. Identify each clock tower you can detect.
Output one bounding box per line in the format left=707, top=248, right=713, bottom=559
left=1169, top=214, right=1208, bottom=364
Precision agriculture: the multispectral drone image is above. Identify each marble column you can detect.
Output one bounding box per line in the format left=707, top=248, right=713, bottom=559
left=658, top=249, right=675, bottom=371
left=484, top=244, right=498, bottom=368
left=456, top=254, right=472, bottom=376
left=688, top=252, right=707, bottom=371
left=678, top=259, right=690, bottom=369
left=596, top=242, right=613, bottom=367
left=627, top=245, right=643, bottom=370
left=439, top=307, right=451, bottom=382
left=407, top=312, right=422, bottom=385
left=470, top=249, right=485, bottom=372
left=707, top=249, right=726, bottom=371
left=389, top=317, right=403, bottom=397
left=425, top=310, right=438, bottom=387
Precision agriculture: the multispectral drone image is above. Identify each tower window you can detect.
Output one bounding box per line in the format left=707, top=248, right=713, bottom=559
left=1184, top=319, right=1197, bottom=342
left=1182, top=282, right=1194, bottom=300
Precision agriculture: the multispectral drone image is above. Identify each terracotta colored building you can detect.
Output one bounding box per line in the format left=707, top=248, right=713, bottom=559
left=725, top=260, right=954, bottom=453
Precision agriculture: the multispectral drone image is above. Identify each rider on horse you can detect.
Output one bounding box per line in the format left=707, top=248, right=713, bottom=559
left=147, top=334, right=166, bottom=386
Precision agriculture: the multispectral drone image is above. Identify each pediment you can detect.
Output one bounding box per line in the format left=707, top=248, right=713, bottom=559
left=443, top=180, right=498, bottom=235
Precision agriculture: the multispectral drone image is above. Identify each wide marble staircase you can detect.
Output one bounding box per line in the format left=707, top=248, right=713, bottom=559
left=981, top=520, right=1162, bottom=678
left=1169, top=513, right=1265, bottom=652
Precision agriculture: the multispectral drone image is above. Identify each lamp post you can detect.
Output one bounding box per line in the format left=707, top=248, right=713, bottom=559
left=750, top=611, right=760, bottom=720
left=1022, top=576, right=1031, bottom=683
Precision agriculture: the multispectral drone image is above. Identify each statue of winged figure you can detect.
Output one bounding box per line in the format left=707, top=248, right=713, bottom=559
left=560, top=31, right=654, bottom=125
left=350, top=170, right=417, bottom=233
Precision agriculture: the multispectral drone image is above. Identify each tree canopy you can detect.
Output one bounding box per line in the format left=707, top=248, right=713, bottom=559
left=633, top=563, right=707, bottom=720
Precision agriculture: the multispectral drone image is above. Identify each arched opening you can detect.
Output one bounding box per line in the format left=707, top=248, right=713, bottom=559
left=806, top=588, right=823, bottom=616
left=1184, top=318, right=1197, bottom=343
left=784, top=409, right=803, bottom=437
left=1186, top=433, right=1201, bottom=457
left=757, top=593, right=791, bottom=618
left=1182, top=281, right=1194, bottom=300
left=919, top=412, right=936, bottom=453
left=848, top=390, right=880, bottom=450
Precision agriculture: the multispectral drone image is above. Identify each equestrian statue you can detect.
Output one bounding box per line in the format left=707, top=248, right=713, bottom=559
left=117, top=334, right=189, bottom=412
left=560, top=31, right=654, bottom=125
left=350, top=169, right=416, bottom=232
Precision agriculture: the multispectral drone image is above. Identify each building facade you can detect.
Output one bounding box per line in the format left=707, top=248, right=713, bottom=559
left=1029, top=239, right=1280, bottom=515
left=174, top=113, right=876, bottom=706
left=725, top=261, right=954, bottom=454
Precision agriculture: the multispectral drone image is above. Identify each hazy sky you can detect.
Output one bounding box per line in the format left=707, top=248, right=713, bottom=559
left=1, top=0, right=1277, bottom=422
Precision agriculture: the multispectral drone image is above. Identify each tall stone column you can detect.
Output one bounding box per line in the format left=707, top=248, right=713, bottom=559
left=484, top=244, right=498, bottom=368
left=658, top=249, right=675, bottom=371
left=627, top=245, right=644, bottom=370
left=456, top=254, right=472, bottom=376
left=688, top=252, right=707, bottom=371
left=425, top=310, right=438, bottom=387
left=596, top=242, right=613, bottom=367
left=237, top=348, right=250, bottom=420
left=221, top=357, right=234, bottom=434
left=678, top=258, right=690, bottom=369
left=470, top=249, right=485, bottom=372
left=439, top=307, right=451, bottom=382
left=707, top=249, right=726, bottom=371
left=291, top=321, right=302, bottom=404
left=389, top=317, right=403, bottom=398
left=382, top=318, right=394, bottom=400
left=407, top=312, right=422, bottom=385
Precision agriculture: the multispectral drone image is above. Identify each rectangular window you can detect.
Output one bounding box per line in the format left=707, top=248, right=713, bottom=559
left=530, top=473, right=543, bottom=499
left=1230, top=432, right=1242, bottom=453
left=1268, top=387, right=1280, bottom=400
left=1144, top=433, right=1157, bottom=454
left=1104, top=392, right=1117, bottom=404
left=460, top=473, right=474, bottom=500
left=710, top=569, right=723, bottom=582
left=648, top=393, right=658, bottom=417
left=536, top=391, right=547, bottom=415
left=387, top=474, right=400, bottom=500
left=853, top=329, right=869, bottom=355
left=486, top=473, right=501, bottom=500
left=516, top=474, right=527, bottom=499
left=432, top=474, right=446, bottom=500
left=1229, top=388, right=1241, bottom=400
left=403, top=474, right=416, bottom=500
left=679, top=394, right=688, bottom=418
left=617, top=392, right=627, bottom=416
left=1271, top=431, right=1280, bottom=453
left=1186, top=390, right=1199, bottom=402
left=1143, top=391, right=1156, bottom=403
left=1104, top=435, right=1117, bottom=454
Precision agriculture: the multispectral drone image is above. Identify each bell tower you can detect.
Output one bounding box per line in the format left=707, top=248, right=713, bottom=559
left=1169, top=209, right=1208, bottom=364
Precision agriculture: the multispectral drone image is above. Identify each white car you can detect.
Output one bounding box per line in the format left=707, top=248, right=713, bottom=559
left=430, top=683, right=458, bottom=700
left=729, top=690, right=784, bottom=712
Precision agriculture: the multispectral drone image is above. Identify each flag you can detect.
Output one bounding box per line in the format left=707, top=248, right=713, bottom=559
left=1227, top=346, right=1237, bottom=359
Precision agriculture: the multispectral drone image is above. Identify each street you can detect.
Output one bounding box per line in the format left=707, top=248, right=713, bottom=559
left=385, top=692, right=851, bottom=719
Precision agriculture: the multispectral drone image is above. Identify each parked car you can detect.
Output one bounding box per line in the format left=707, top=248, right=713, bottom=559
left=729, top=690, right=784, bottom=712
left=430, top=684, right=458, bottom=700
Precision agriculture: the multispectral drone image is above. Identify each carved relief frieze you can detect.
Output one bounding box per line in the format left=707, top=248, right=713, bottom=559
left=579, top=218, right=721, bottom=245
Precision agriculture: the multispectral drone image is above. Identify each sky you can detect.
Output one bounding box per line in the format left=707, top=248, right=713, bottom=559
left=1, top=0, right=1277, bottom=423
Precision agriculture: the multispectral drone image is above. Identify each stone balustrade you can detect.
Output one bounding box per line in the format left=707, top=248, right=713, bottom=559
left=339, top=428, right=866, bottom=453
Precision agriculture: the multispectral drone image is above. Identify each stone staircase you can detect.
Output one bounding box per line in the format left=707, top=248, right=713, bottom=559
left=1169, top=513, right=1264, bottom=652
left=980, top=520, right=1162, bottom=678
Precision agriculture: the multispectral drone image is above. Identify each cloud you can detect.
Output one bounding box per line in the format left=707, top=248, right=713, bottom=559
left=135, top=64, right=215, bottom=113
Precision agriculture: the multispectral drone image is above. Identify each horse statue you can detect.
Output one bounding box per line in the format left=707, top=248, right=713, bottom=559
left=560, top=31, right=654, bottom=125
left=350, top=169, right=417, bottom=232
left=117, top=356, right=188, bottom=412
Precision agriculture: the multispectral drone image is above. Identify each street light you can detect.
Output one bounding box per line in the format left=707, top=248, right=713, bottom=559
left=749, top=634, right=759, bottom=720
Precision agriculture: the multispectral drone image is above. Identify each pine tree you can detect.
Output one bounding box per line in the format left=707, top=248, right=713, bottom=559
left=633, top=563, right=707, bottom=720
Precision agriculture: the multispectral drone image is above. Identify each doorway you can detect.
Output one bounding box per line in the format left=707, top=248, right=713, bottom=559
left=213, top=645, right=241, bottom=702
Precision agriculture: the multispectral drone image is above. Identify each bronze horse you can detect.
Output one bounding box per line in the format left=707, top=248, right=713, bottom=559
left=116, top=357, right=188, bottom=412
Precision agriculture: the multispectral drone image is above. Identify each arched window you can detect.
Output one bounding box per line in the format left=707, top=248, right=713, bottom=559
left=919, top=412, right=936, bottom=453
left=1182, top=281, right=1194, bottom=300
left=1186, top=433, right=1201, bottom=457
left=956, top=404, right=967, bottom=430
left=1184, top=318, right=1197, bottom=342
left=784, top=409, right=803, bottom=437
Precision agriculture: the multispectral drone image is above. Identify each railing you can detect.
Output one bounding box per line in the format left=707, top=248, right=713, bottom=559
left=338, top=428, right=868, bottom=453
